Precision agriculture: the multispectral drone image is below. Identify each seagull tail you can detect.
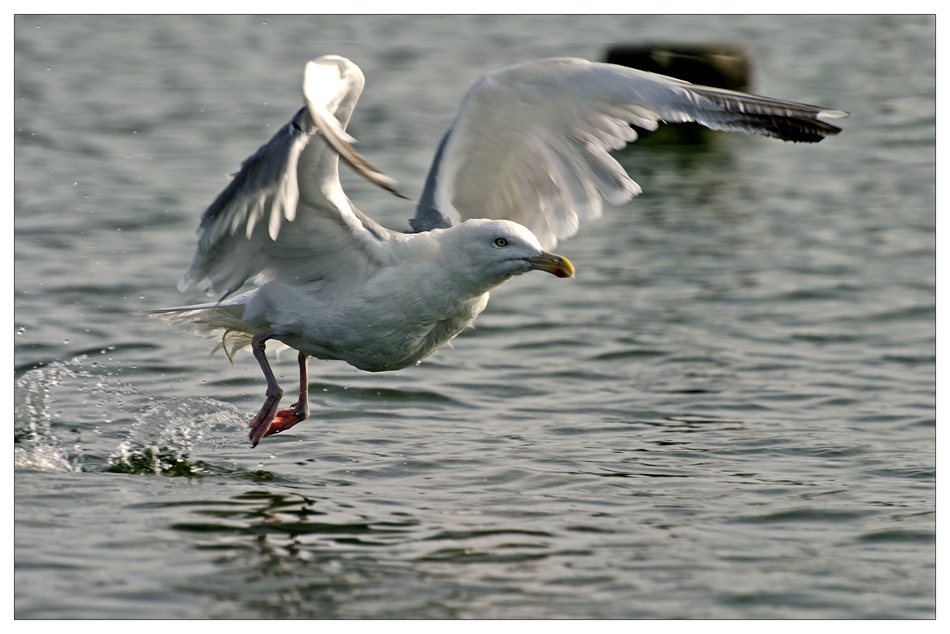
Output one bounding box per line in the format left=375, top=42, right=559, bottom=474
left=133, top=302, right=260, bottom=363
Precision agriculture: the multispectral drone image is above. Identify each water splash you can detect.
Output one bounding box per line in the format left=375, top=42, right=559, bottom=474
left=107, top=397, right=242, bottom=476
left=14, top=359, right=84, bottom=472
left=14, top=356, right=244, bottom=475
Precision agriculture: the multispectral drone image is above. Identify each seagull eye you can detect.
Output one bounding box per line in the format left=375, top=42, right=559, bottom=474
left=493, top=237, right=509, bottom=247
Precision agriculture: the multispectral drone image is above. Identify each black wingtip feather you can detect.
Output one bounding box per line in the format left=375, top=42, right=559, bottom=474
left=724, top=112, right=844, bottom=143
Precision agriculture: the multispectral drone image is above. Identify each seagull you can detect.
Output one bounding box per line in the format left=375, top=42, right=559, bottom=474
left=142, top=55, right=847, bottom=447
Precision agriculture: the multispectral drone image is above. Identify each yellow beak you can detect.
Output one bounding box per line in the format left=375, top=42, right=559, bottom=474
left=525, top=250, right=575, bottom=278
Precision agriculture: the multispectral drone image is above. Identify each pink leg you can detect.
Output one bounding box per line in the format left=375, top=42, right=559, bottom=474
left=247, top=333, right=311, bottom=447
left=248, top=331, right=283, bottom=447
left=261, top=351, right=311, bottom=439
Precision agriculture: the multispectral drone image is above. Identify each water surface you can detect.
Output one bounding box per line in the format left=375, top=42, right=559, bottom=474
left=14, top=15, right=935, bottom=619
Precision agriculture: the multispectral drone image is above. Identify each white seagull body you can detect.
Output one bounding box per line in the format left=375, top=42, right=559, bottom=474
left=144, top=55, right=846, bottom=446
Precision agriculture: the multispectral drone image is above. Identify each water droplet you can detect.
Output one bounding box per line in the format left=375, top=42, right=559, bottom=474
left=63, top=339, right=69, bottom=345
left=16, top=327, right=25, bottom=335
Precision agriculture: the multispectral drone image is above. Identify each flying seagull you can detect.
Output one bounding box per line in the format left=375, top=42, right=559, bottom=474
left=142, top=55, right=846, bottom=447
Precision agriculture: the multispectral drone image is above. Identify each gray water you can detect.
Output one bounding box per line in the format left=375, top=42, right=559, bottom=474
left=14, top=15, right=935, bottom=619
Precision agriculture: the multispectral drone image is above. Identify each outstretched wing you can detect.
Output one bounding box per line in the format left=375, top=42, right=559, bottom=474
left=411, top=57, right=848, bottom=248
left=180, top=55, right=401, bottom=299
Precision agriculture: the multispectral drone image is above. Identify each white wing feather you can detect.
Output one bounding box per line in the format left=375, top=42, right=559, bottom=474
left=413, top=57, right=847, bottom=249
left=180, top=55, right=397, bottom=299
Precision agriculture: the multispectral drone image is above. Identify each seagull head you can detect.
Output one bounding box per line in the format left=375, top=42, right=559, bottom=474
left=439, top=219, right=574, bottom=294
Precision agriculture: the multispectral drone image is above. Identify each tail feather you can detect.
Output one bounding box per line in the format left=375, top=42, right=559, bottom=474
left=134, top=302, right=260, bottom=362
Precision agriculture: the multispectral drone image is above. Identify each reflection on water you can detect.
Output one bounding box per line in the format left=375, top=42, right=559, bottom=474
left=163, top=490, right=598, bottom=619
